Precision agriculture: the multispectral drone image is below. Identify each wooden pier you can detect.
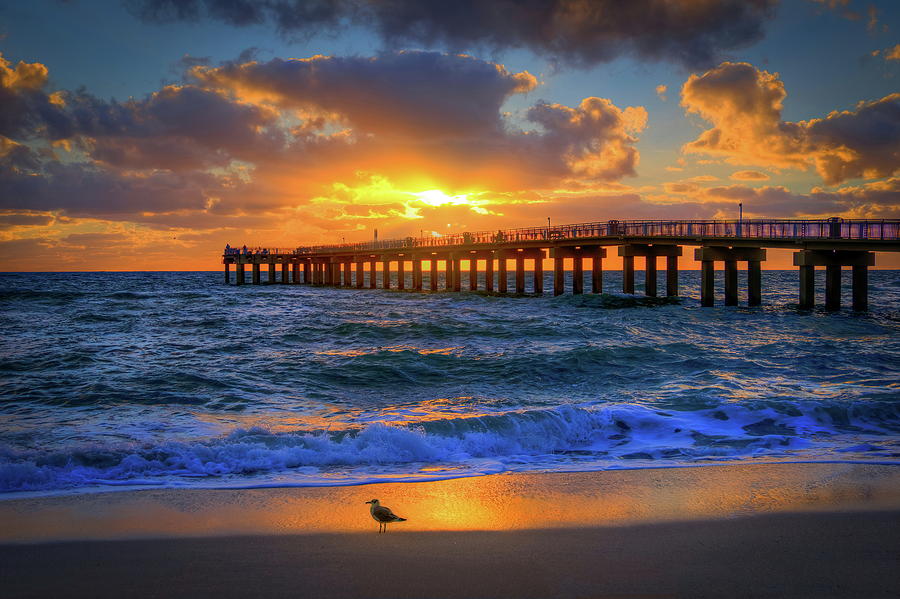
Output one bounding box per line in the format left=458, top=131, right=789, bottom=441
left=223, top=218, right=900, bottom=310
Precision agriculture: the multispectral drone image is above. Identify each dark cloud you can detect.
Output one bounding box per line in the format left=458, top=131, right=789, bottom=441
left=0, top=211, right=54, bottom=230
left=193, top=51, right=537, bottom=139
left=2, top=54, right=283, bottom=171
left=0, top=159, right=221, bottom=216
left=128, top=0, right=777, bottom=69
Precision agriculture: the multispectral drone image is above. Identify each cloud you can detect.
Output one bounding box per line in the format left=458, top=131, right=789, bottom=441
left=0, top=210, right=54, bottom=230
left=884, top=44, right=900, bottom=61
left=681, top=61, right=900, bottom=184
left=1, top=49, right=646, bottom=240
left=128, top=0, right=777, bottom=69
left=656, top=84, right=667, bottom=101
left=192, top=51, right=537, bottom=139
left=730, top=170, right=769, bottom=180
left=648, top=177, right=900, bottom=218
left=191, top=52, right=645, bottom=193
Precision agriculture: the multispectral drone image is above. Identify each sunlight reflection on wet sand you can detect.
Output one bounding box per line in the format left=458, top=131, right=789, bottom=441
left=1, top=463, right=898, bottom=543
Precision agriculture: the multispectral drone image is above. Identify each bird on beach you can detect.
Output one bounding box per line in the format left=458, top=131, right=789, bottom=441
left=365, top=499, right=407, bottom=533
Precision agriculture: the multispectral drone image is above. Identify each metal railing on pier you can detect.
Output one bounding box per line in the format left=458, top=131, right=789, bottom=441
left=284, top=218, right=900, bottom=255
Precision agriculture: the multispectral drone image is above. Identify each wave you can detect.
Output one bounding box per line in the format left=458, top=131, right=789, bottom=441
left=2, top=401, right=897, bottom=493
left=0, top=290, right=85, bottom=304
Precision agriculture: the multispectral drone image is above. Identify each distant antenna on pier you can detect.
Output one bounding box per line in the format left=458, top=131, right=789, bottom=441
left=374, top=228, right=378, bottom=241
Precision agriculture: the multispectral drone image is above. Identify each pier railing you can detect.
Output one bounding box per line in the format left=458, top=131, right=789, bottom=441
left=287, top=218, right=900, bottom=255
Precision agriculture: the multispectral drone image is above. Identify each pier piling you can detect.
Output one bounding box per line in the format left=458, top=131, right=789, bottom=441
left=695, top=247, right=766, bottom=307
left=645, top=256, right=657, bottom=297
left=515, top=253, right=525, bottom=293
left=666, top=255, right=678, bottom=297
left=793, top=250, right=874, bottom=311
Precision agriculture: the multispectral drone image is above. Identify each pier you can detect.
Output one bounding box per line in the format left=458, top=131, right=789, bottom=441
left=224, top=219, right=900, bottom=310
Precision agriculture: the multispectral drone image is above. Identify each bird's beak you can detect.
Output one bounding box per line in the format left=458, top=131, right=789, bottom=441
left=364, top=500, right=372, bottom=504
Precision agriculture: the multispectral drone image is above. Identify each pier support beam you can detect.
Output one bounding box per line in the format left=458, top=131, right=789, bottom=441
left=253, top=262, right=261, bottom=285
left=515, top=254, right=525, bottom=294
left=553, top=255, right=564, bottom=296
left=666, top=255, right=679, bottom=298
left=724, top=260, right=738, bottom=306
left=485, top=257, right=494, bottom=292
left=799, top=265, right=814, bottom=309
left=445, top=258, right=454, bottom=291
left=748, top=260, right=761, bottom=306
left=700, top=260, right=715, bottom=307
left=224, top=262, right=230, bottom=284
left=413, top=259, right=423, bottom=291
left=283, top=261, right=290, bottom=285
left=550, top=247, right=603, bottom=295
left=852, top=264, right=868, bottom=312
left=645, top=256, right=657, bottom=298
left=356, top=261, right=364, bottom=288
left=793, top=250, right=874, bottom=311
left=534, top=256, right=543, bottom=294
left=369, top=260, right=377, bottom=289
left=572, top=255, right=583, bottom=294
left=619, top=245, right=681, bottom=297
left=452, top=256, right=462, bottom=292
left=303, top=262, right=310, bottom=284
left=695, top=247, right=767, bottom=307
left=236, top=262, right=245, bottom=285
left=382, top=259, right=390, bottom=289
left=397, top=259, right=405, bottom=290
left=592, top=255, right=603, bottom=294
left=342, top=262, right=351, bottom=287
left=469, top=257, right=478, bottom=291
left=331, top=263, right=341, bottom=287
left=622, top=255, right=635, bottom=294
left=430, top=258, right=438, bottom=291
left=292, top=261, right=301, bottom=284
left=267, top=261, right=275, bottom=284
left=496, top=249, right=542, bottom=294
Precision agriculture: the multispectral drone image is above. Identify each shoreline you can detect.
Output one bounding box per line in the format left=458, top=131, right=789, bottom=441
left=1, top=462, right=897, bottom=543
left=2, top=463, right=898, bottom=598
left=3, top=457, right=900, bottom=503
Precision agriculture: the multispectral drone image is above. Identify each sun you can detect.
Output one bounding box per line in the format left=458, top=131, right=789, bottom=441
left=412, top=189, right=471, bottom=207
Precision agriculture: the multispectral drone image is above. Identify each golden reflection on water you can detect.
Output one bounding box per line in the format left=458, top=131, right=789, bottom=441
left=1, top=464, right=898, bottom=542
left=317, top=345, right=461, bottom=357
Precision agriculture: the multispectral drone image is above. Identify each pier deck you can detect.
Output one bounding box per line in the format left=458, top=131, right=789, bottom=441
left=224, top=218, right=900, bottom=310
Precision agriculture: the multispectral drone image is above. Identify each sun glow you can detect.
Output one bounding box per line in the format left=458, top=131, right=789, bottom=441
left=411, top=189, right=493, bottom=215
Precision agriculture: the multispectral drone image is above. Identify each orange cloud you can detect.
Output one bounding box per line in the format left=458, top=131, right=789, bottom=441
left=731, top=170, right=769, bottom=180
left=681, top=62, right=900, bottom=185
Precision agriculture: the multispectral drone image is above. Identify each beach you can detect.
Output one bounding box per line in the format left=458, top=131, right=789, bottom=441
left=2, top=463, right=899, bottom=598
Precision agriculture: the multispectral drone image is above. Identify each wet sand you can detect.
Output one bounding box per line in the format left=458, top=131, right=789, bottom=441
left=1, top=464, right=899, bottom=598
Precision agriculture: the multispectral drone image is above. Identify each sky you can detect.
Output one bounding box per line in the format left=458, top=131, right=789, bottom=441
left=1, top=0, right=899, bottom=271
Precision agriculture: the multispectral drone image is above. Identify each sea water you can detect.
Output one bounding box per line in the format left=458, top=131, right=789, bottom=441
left=1, top=270, right=898, bottom=495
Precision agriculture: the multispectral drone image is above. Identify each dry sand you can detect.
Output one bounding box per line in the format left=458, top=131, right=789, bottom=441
left=1, top=463, right=898, bottom=598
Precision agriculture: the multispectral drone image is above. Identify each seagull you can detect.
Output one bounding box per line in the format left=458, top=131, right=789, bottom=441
left=365, top=499, right=407, bottom=533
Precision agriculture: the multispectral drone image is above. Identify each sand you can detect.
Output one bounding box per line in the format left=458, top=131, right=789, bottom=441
left=1, top=463, right=899, bottom=598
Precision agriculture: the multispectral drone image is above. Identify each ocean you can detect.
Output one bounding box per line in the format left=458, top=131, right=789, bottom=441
left=1, top=270, right=899, bottom=496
